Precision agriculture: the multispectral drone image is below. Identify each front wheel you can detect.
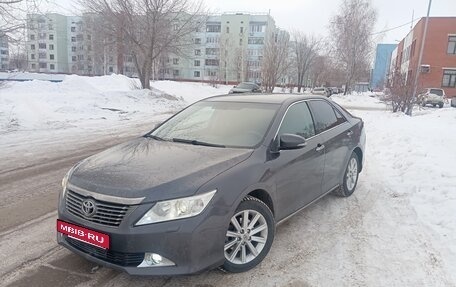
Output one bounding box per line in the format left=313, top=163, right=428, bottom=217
left=222, top=196, right=275, bottom=273
left=334, top=152, right=360, bottom=197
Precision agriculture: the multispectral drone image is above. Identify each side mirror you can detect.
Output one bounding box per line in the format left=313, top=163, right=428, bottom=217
left=279, top=134, right=306, bottom=150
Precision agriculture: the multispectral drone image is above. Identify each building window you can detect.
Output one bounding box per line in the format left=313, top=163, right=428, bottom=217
left=50, top=64, right=55, bottom=70
left=194, top=71, right=200, bottom=77
left=226, top=27, right=230, bottom=33
left=206, top=37, right=219, bottom=44
left=49, top=34, right=54, bottom=40
left=239, top=38, right=243, bottom=46
left=195, top=49, right=201, bottom=56
left=205, top=48, right=219, bottom=55
left=194, top=60, right=200, bottom=66
left=194, top=38, right=201, bottom=44
left=78, top=55, right=84, bottom=61
left=29, top=34, right=35, bottom=40
left=250, top=24, right=265, bottom=33
left=72, top=46, right=76, bottom=52
left=31, top=44, right=35, bottom=50
left=240, top=27, right=244, bottom=33
left=49, top=44, right=54, bottom=50
left=71, top=27, right=76, bottom=32
left=39, top=62, right=47, bottom=69
left=39, top=33, right=46, bottom=40
left=39, top=52, right=46, bottom=59
left=48, top=24, right=53, bottom=30
left=173, top=69, right=179, bottom=76
left=205, top=59, right=219, bottom=66
left=448, top=36, right=456, bottom=54
left=248, top=37, right=264, bottom=45
left=206, top=25, right=221, bottom=32
left=39, top=43, right=46, bottom=49
left=31, top=63, right=36, bottom=69
left=173, top=58, right=179, bottom=65
left=71, top=37, right=76, bottom=42
left=87, top=34, right=92, bottom=40
left=72, top=56, right=77, bottom=62
left=50, top=54, right=54, bottom=60
left=31, top=54, right=35, bottom=60
left=109, top=66, right=114, bottom=73
left=442, top=69, right=456, bottom=87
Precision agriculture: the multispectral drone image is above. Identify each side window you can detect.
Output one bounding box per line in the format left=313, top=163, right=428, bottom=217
left=308, top=100, right=339, bottom=134
left=334, top=107, right=347, bottom=125
left=278, top=102, right=315, bottom=139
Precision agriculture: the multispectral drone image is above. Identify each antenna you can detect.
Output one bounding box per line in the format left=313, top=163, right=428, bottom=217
left=410, top=10, right=414, bottom=30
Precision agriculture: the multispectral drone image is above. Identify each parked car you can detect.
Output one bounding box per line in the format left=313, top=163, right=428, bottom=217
left=311, top=87, right=331, bottom=97
left=229, top=82, right=261, bottom=94
left=329, top=87, right=339, bottom=95
left=57, top=94, right=365, bottom=276
left=419, top=88, right=445, bottom=108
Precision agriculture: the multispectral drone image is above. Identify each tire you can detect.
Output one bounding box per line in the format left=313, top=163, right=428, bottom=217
left=422, top=102, right=426, bottom=107
left=438, top=103, right=443, bottom=108
left=334, top=152, right=360, bottom=197
left=221, top=196, right=275, bottom=273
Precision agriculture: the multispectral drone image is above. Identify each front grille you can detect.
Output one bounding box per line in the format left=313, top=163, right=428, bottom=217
left=66, top=236, right=144, bottom=267
left=65, top=190, right=130, bottom=227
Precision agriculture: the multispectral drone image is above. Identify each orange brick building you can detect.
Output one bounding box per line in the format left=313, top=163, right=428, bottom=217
left=390, top=17, right=456, bottom=97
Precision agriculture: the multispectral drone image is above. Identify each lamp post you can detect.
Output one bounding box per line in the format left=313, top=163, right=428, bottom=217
left=410, top=0, right=432, bottom=115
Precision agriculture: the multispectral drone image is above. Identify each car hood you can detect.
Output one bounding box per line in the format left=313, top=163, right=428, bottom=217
left=69, top=137, right=253, bottom=202
left=230, top=88, right=252, bottom=93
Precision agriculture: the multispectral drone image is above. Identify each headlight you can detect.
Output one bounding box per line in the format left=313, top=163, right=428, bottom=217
left=135, top=190, right=217, bottom=225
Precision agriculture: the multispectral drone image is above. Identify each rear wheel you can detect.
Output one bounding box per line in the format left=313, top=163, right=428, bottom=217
left=222, top=196, right=275, bottom=273
left=334, top=152, right=359, bottom=197
left=438, top=103, right=443, bottom=108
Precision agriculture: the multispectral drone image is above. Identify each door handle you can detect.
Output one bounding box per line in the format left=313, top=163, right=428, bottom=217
left=316, top=144, right=325, bottom=152
left=347, top=130, right=354, bottom=137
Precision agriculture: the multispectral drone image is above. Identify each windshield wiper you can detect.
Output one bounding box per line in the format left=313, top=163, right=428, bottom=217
left=172, top=138, right=226, bottom=148
left=144, top=134, right=168, bottom=141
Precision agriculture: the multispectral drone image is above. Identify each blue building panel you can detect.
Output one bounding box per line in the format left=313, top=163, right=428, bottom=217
left=371, top=44, right=397, bottom=89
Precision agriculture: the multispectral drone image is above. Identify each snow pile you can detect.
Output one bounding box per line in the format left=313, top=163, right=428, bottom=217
left=150, top=80, right=232, bottom=104
left=356, top=107, right=456, bottom=279
left=331, top=92, right=387, bottom=109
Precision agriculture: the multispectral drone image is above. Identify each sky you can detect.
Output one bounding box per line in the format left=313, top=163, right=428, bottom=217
left=44, top=0, right=456, bottom=44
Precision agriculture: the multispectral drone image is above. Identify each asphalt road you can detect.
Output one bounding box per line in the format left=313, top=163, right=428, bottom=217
left=1, top=108, right=453, bottom=287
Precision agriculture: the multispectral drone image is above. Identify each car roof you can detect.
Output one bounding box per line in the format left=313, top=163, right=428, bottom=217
left=205, top=93, right=329, bottom=105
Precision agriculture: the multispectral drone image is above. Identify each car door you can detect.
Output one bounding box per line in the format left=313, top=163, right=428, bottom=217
left=308, top=100, right=352, bottom=193
left=270, top=101, right=326, bottom=220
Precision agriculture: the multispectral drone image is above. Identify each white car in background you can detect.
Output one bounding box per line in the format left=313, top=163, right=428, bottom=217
left=419, top=88, right=445, bottom=108
left=311, top=87, right=331, bottom=97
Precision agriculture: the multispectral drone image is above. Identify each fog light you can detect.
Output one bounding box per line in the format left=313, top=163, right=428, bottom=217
left=138, top=253, right=175, bottom=267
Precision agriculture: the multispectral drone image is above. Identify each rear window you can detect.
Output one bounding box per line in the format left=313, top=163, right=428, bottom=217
left=313, top=88, right=324, bottom=92
left=430, top=89, right=444, bottom=96
left=308, top=100, right=340, bottom=134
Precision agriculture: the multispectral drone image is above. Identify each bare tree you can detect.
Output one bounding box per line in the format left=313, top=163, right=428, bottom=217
left=329, top=0, right=377, bottom=94
left=291, top=32, right=320, bottom=92
left=261, top=30, right=290, bottom=93
left=79, top=0, right=206, bottom=89
left=386, top=67, right=419, bottom=114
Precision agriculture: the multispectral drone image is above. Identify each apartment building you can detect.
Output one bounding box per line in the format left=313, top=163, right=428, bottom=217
left=0, top=33, right=9, bottom=70
left=26, top=12, right=278, bottom=83
left=371, top=43, right=397, bottom=89
left=390, top=17, right=456, bottom=97
left=162, top=12, right=276, bottom=84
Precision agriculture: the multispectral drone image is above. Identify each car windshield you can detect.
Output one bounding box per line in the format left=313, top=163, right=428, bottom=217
left=150, top=101, right=279, bottom=148
left=236, top=83, right=255, bottom=89
left=430, top=89, right=444, bottom=96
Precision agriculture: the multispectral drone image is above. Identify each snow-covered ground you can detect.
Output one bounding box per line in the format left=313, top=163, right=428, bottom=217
left=1, top=74, right=456, bottom=284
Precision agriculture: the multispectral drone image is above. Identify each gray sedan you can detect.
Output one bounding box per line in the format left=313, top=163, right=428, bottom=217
left=57, top=94, right=365, bottom=275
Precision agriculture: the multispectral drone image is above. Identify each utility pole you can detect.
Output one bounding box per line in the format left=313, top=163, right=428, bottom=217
left=411, top=0, right=432, bottom=116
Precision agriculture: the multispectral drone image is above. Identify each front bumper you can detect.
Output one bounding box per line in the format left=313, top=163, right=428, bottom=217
left=57, top=198, right=228, bottom=276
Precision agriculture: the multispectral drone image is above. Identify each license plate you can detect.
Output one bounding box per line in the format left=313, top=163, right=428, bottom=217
left=57, top=220, right=110, bottom=249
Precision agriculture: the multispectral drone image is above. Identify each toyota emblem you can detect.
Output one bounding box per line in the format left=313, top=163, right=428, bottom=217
left=81, top=199, right=97, bottom=217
